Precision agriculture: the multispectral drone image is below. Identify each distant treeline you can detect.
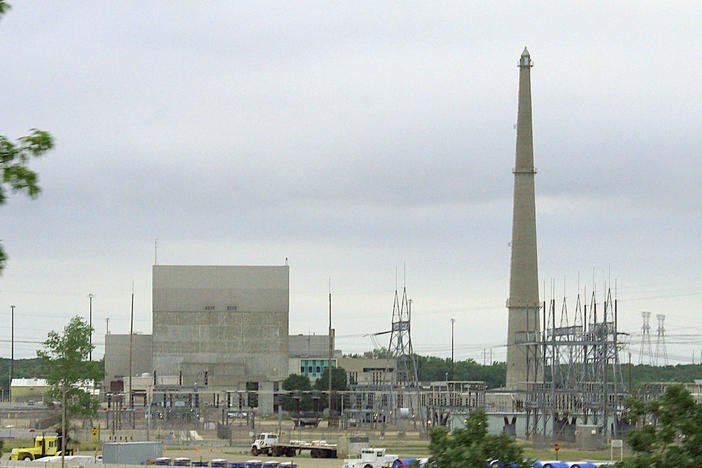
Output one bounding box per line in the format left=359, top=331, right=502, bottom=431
left=0, top=357, right=104, bottom=397
left=623, top=363, right=702, bottom=390
left=346, top=348, right=506, bottom=388
left=345, top=348, right=702, bottom=389
left=1, top=355, right=699, bottom=397
left=0, top=358, right=45, bottom=396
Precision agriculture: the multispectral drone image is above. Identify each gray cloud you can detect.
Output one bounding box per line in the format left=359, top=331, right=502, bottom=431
left=1, top=1, right=701, bottom=362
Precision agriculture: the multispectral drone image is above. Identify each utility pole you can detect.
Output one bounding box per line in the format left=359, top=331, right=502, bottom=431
left=88, top=293, right=94, bottom=361
left=628, top=352, right=632, bottom=392
left=328, top=280, right=333, bottom=423
left=10, top=305, right=15, bottom=402
left=450, top=318, right=455, bottom=381
left=129, top=284, right=134, bottom=409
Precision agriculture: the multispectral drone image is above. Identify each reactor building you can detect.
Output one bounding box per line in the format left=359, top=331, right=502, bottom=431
left=152, top=265, right=289, bottom=388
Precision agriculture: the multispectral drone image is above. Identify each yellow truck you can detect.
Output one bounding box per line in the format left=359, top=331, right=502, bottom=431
left=10, top=433, right=66, bottom=460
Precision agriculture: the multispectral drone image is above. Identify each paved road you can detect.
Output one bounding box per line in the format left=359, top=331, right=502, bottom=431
left=161, top=449, right=343, bottom=468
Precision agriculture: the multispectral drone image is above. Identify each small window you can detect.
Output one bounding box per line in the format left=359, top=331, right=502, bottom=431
left=205, top=305, right=215, bottom=311
left=316, top=366, right=321, bottom=373
left=308, top=366, right=312, bottom=373
left=227, top=305, right=237, bottom=311
left=300, top=367, right=305, bottom=373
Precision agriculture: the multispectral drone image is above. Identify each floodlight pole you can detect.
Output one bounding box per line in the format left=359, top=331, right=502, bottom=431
left=10, top=305, right=15, bottom=402
left=88, top=293, right=94, bottom=361
left=450, top=318, right=455, bottom=381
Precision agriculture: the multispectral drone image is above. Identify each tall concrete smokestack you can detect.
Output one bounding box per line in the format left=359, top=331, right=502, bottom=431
left=506, top=47, right=540, bottom=389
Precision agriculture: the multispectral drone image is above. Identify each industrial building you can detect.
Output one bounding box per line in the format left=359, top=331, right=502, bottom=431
left=288, top=334, right=396, bottom=385
left=288, top=333, right=335, bottom=380
left=9, top=378, right=51, bottom=403
left=10, top=378, right=99, bottom=404
left=151, top=265, right=289, bottom=412
left=103, top=264, right=289, bottom=414
left=289, top=333, right=332, bottom=358
left=104, top=333, right=153, bottom=391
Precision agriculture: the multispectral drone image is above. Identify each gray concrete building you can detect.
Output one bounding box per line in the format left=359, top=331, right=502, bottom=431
left=104, top=333, right=153, bottom=388
left=506, top=47, right=541, bottom=389
left=152, top=265, right=289, bottom=399
left=289, top=334, right=331, bottom=358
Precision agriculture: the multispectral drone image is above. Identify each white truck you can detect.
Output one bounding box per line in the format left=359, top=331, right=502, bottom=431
left=251, top=433, right=338, bottom=458
left=251, top=433, right=280, bottom=455
left=342, top=448, right=399, bottom=468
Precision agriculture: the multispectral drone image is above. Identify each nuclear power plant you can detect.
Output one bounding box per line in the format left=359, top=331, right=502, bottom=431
left=90, top=49, right=633, bottom=447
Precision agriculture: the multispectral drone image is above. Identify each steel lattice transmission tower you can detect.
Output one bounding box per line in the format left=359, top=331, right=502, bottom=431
left=654, top=314, right=668, bottom=366
left=639, top=311, right=653, bottom=365
left=388, top=286, right=420, bottom=386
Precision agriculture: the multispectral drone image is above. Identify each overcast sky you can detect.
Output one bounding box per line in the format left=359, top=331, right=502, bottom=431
left=1, top=1, right=701, bottom=364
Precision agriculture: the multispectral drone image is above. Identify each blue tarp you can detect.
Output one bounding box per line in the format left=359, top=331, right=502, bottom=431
left=391, top=459, right=416, bottom=468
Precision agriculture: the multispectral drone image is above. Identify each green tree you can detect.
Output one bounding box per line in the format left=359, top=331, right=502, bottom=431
left=428, top=409, right=530, bottom=467
left=37, top=316, right=101, bottom=467
left=617, top=384, right=702, bottom=467
left=362, top=347, right=393, bottom=360
left=314, top=366, right=347, bottom=392
left=281, top=374, right=312, bottom=412
left=0, top=1, right=11, bottom=16
left=314, top=366, right=347, bottom=412
left=0, top=1, right=55, bottom=272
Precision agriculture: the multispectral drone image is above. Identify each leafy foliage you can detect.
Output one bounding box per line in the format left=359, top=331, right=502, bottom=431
left=0, top=127, right=54, bottom=270
left=416, top=355, right=507, bottom=389
left=314, top=366, right=348, bottom=392
left=314, top=366, right=347, bottom=411
left=0, top=128, right=54, bottom=269
left=0, top=357, right=104, bottom=397
left=1, top=1, right=54, bottom=272
left=37, top=316, right=102, bottom=419
left=280, top=374, right=313, bottom=412
left=428, top=409, right=530, bottom=467
left=617, top=384, right=702, bottom=467
left=626, top=363, right=702, bottom=390
left=345, top=347, right=394, bottom=360
left=0, top=1, right=10, bottom=17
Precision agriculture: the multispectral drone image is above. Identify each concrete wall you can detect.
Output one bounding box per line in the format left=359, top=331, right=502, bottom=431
left=152, top=265, right=289, bottom=388
left=289, top=334, right=330, bottom=357
left=104, top=334, right=153, bottom=386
